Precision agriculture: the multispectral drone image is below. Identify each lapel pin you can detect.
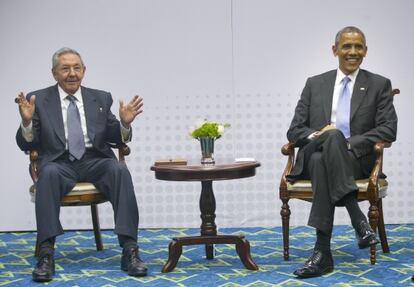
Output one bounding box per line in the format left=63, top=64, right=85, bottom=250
left=360, top=87, right=366, bottom=91
left=99, top=107, right=103, bottom=112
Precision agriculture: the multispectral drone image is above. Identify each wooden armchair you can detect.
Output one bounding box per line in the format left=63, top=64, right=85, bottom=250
left=29, top=144, right=130, bottom=256
left=279, top=89, right=399, bottom=265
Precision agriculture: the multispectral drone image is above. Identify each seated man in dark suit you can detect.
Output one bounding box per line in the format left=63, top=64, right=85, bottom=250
left=15, top=47, right=147, bottom=282
left=287, top=26, right=397, bottom=278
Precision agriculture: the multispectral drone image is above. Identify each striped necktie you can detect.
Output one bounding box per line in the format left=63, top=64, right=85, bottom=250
left=66, top=95, right=85, bottom=161
left=336, top=76, right=351, bottom=138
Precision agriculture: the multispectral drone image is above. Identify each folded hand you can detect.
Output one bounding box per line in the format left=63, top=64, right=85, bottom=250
left=315, top=124, right=336, bottom=137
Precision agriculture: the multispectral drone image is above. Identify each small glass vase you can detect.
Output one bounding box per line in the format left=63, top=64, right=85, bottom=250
left=199, top=136, right=215, bottom=165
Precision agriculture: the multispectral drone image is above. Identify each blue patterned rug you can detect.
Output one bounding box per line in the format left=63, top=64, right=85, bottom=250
left=1, top=224, right=413, bottom=286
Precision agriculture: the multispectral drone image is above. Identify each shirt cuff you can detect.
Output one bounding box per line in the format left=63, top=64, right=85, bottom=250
left=307, top=131, right=319, bottom=141
left=120, top=123, right=131, bottom=143
left=21, top=121, right=34, bottom=142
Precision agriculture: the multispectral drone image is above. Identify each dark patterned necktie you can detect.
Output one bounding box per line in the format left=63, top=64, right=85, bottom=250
left=66, top=95, right=85, bottom=161
left=336, top=76, right=351, bottom=138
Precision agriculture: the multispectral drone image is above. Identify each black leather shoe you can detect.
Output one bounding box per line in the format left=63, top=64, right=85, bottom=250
left=32, top=253, right=55, bottom=282
left=293, top=249, right=334, bottom=278
left=121, top=247, right=147, bottom=276
left=355, top=221, right=379, bottom=249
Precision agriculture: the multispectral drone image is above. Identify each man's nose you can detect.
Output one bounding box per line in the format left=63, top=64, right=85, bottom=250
left=68, top=67, right=76, bottom=75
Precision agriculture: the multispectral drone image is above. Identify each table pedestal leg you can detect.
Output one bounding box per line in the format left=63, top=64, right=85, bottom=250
left=200, top=181, right=216, bottom=259
left=161, top=180, right=258, bottom=273
left=161, top=239, right=182, bottom=273
left=161, top=235, right=258, bottom=272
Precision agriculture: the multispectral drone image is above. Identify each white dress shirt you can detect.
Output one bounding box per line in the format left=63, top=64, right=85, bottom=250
left=330, top=68, right=359, bottom=126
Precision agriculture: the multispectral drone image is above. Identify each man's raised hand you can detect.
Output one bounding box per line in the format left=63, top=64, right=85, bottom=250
left=15, top=92, right=35, bottom=127
left=119, top=95, right=143, bottom=129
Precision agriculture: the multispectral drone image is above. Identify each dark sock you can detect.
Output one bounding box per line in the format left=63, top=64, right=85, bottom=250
left=38, top=237, right=55, bottom=257
left=342, top=192, right=366, bottom=228
left=315, top=229, right=331, bottom=252
left=119, top=235, right=137, bottom=250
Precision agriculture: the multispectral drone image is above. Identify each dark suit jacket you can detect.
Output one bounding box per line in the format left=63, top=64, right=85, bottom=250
left=16, top=84, right=128, bottom=169
left=287, top=69, right=397, bottom=178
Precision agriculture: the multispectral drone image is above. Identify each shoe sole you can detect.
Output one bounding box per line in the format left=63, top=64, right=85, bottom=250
left=128, top=271, right=147, bottom=277
left=294, top=266, right=334, bottom=278
left=358, top=238, right=379, bottom=249
left=121, top=259, right=147, bottom=277
left=32, top=274, right=54, bottom=282
left=32, top=269, right=55, bottom=282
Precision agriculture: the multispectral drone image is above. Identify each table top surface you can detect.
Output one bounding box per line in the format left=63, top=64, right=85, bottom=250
left=150, top=161, right=261, bottom=181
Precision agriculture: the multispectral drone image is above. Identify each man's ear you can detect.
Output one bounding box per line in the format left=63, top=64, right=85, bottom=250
left=52, top=69, right=58, bottom=81
left=332, top=45, right=338, bottom=57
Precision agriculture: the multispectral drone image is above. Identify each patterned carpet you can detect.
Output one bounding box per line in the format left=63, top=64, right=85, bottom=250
left=0, top=224, right=413, bottom=286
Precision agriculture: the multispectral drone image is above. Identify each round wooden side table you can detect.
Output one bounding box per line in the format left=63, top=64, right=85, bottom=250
left=151, top=161, right=261, bottom=272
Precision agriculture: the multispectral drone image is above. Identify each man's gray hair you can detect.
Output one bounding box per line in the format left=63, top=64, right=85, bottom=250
left=52, top=47, right=84, bottom=70
left=335, top=26, right=366, bottom=46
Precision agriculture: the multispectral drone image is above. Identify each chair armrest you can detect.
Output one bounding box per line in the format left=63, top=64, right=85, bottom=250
left=281, top=142, right=295, bottom=156
left=279, top=142, right=296, bottom=196
left=108, top=143, right=131, bottom=162
left=118, top=144, right=130, bottom=162
left=30, top=150, right=39, bottom=182
left=367, top=142, right=391, bottom=200
left=392, top=88, right=400, bottom=96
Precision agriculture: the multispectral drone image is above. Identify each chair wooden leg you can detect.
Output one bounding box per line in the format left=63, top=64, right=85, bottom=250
left=280, top=199, right=291, bottom=260
left=368, top=201, right=379, bottom=265
left=91, top=204, right=103, bottom=251
left=377, top=199, right=390, bottom=253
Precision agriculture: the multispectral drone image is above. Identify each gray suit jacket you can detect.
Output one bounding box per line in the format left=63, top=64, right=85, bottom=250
left=287, top=69, right=397, bottom=178
left=16, top=84, right=128, bottom=169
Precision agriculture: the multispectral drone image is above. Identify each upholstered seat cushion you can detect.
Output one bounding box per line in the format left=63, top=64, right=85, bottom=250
left=29, top=182, right=99, bottom=203
left=287, top=178, right=388, bottom=193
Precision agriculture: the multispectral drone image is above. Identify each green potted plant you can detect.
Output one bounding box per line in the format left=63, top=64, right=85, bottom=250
left=189, top=120, right=230, bottom=164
